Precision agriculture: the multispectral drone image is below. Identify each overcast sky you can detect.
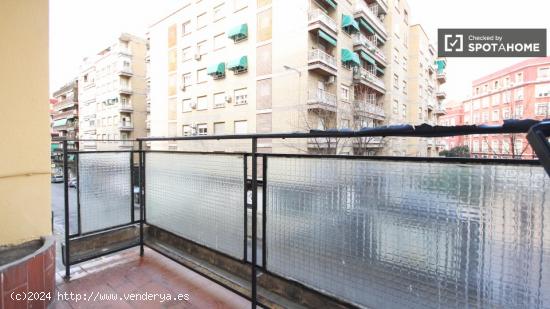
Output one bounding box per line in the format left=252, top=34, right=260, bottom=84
left=50, top=0, right=549, bottom=100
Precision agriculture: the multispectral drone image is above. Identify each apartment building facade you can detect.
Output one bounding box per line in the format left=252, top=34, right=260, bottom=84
left=78, top=33, right=148, bottom=150
left=148, top=0, right=445, bottom=155
left=440, top=57, right=550, bottom=159
left=405, top=25, right=447, bottom=156
left=51, top=80, right=79, bottom=150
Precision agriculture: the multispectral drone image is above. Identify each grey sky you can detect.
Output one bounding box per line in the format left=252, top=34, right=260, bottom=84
left=50, top=0, right=549, bottom=100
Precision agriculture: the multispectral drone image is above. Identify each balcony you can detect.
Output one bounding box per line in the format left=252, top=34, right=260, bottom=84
left=119, top=85, right=133, bottom=94
left=436, top=91, right=447, bottom=99
left=118, top=140, right=134, bottom=148
left=119, top=66, right=133, bottom=76
left=118, top=121, right=134, bottom=130
left=52, top=120, right=550, bottom=309
left=354, top=3, right=387, bottom=40
left=437, top=71, right=446, bottom=83
left=307, top=9, right=338, bottom=36
left=435, top=105, right=447, bottom=115
left=353, top=99, right=385, bottom=120
left=307, top=89, right=337, bottom=112
left=52, top=109, right=77, bottom=120
left=352, top=33, right=387, bottom=67
left=119, top=103, right=134, bottom=113
left=308, top=49, right=337, bottom=76
left=54, top=99, right=77, bottom=111
left=353, top=67, right=385, bottom=94
left=118, top=47, right=132, bottom=56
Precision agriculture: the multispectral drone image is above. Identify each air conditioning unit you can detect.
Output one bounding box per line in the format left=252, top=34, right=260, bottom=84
left=225, top=95, right=232, bottom=103
left=190, top=101, right=197, bottom=109
left=194, top=54, right=202, bottom=60
left=325, top=76, right=336, bottom=84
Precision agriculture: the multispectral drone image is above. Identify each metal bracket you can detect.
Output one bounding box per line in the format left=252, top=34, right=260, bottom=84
left=527, top=121, right=550, bottom=177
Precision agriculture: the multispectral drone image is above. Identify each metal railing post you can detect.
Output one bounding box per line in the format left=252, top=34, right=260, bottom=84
left=76, top=153, right=81, bottom=236
left=63, top=140, right=70, bottom=279
left=262, top=155, right=267, bottom=269
left=243, top=154, right=248, bottom=262
left=251, top=138, right=258, bottom=308
left=139, top=140, right=144, bottom=256
left=130, top=151, right=134, bottom=223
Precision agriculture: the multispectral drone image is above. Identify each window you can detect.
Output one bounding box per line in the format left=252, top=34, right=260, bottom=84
left=197, top=123, right=208, bottom=135
left=213, top=33, right=225, bottom=50
left=197, top=68, right=207, bottom=83
left=502, top=140, right=510, bottom=153
left=464, top=114, right=471, bottom=124
left=182, top=47, right=192, bottom=62
left=213, top=3, right=225, bottom=21
left=197, top=40, right=207, bottom=55
left=482, top=111, right=489, bottom=123
left=535, top=83, right=550, bottom=97
left=403, top=10, right=409, bottom=25
left=503, top=91, right=511, bottom=103
left=491, top=110, right=499, bottom=121
left=536, top=103, right=549, bottom=116
left=402, top=80, right=407, bottom=94
left=473, top=140, right=479, bottom=152
left=393, top=74, right=399, bottom=88
left=182, top=73, right=192, bottom=88
left=214, top=122, right=225, bottom=135
left=482, top=140, right=489, bottom=153
left=514, top=140, right=523, bottom=154
left=491, top=140, right=499, bottom=153
left=515, top=105, right=523, bottom=118
left=538, top=67, right=550, bottom=80
left=418, top=107, right=423, bottom=120
left=504, top=77, right=510, bottom=87
left=475, top=87, right=479, bottom=95
left=464, top=102, right=471, bottom=112
left=491, top=94, right=500, bottom=106
left=515, top=88, right=524, bottom=100
left=234, top=120, right=248, bottom=134
left=516, top=72, right=523, bottom=83
left=197, top=95, right=208, bottom=109
left=494, top=80, right=499, bottom=89
left=181, top=21, right=191, bottom=36
left=182, top=125, right=192, bottom=136
left=392, top=99, right=398, bottom=114
left=502, top=108, right=510, bottom=119
left=340, top=85, right=350, bottom=101
left=182, top=98, right=192, bottom=112
left=234, top=88, right=247, bottom=105
left=472, top=99, right=480, bottom=110
left=481, top=97, right=489, bottom=108
left=197, top=12, right=207, bottom=29
left=214, top=92, right=225, bottom=107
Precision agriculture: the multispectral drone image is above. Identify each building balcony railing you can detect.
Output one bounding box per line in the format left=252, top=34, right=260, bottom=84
left=307, top=9, right=338, bottom=34
left=436, top=91, right=447, bottom=99
left=353, top=67, right=385, bottom=93
left=119, top=103, right=134, bottom=113
left=435, top=105, right=447, bottom=115
left=308, top=49, right=337, bottom=76
left=119, top=67, right=133, bottom=76
left=119, top=86, right=133, bottom=94
left=52, top=109, right=77, bottom=120
left=352, top=33, right=387, bottom=65
left=353, top=99, right=385, bottom=120
left=118, top=122, right=134, bottom=130
left=54, top=100, right=77, bottom=111
left=437, top=71, right=446, bottom=83
left=54, top=121, right=550, bottom=309
left=352, top=136, right=385, bottom=148
left=307, top=89, right=337, bottom=112
left=354, top=3, right=387, bottom=39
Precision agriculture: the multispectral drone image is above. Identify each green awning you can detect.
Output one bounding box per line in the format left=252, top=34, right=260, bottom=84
left=376, top=67, right=385, bottom=75
left=436, top=59, right=446, bottom=73
left=341, top=49, right=360, bottom=67
left=358, top=18, right=375, bottom=34
left=51, top=143, right=59, bottom=152
left=207, top=62, right=225, bottom=76
left=53, top=119, right=68, bottom=127
left=228, top=56, right=248, bottom=71
left=375, top=34, right=386, bottom=44
left=360, top=51, right=375, bottom=65
left=323, top=0, right=337, bottom=9
left=342, top=15, right=359, bottom=33
left=228, top=24, right=248, bottom=41
left=68, top=155, right=75, bottom=161
left=318, top=30, right=336, bottom=46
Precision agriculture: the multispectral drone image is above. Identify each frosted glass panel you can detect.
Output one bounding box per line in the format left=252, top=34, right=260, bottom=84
left=267, top=157, right=550, bottom=309
left=79, top=152, right=132, bottom=233
left=146, top=152, right=245, bottom=259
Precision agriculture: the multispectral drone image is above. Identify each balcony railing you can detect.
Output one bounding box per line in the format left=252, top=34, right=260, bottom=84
left=54, top=120, right=550, bottom=309
left=307, top=9, right=338, bottom=33
left=352, top=33, right=387, bottom=64
left=354, top=3, right=387, bottom=38
left=120, top=85, right=133, bottom=94
left=436, top=91, right=447, bottom=99
left=308, top=49, right=337, bottom=70
left=353, top=67, right=385, bottom=92
left=52, top=109, right=77, bottom=120
left=119, top=103, right=134, bottom=112
left=307, top=89, right=337, bottom=111
left=119, top=66, right=133, bottom=75
left=354, top=99, right=385, bottom=119
left=118, top=122, right=134, bottom=130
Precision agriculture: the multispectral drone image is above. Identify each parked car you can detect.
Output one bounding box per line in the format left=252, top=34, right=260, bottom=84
left=69, top=177, right=77, bottom=188
left=51, top=174, right=63, bottom=183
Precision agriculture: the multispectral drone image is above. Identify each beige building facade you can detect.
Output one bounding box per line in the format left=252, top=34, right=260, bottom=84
left=148, top=0, right=445, bottom=155
left=78, top=33, right=148, bottom=150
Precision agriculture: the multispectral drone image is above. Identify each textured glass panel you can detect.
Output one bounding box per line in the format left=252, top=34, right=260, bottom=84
left=146, top=153, right=245, bottom=259
left=79, top=152, right=132, bottom=233
left=267, top=157, right=550, bottom=309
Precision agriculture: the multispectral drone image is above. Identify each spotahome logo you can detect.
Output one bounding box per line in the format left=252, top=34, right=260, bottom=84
left=438, top=29, right=546, bottom=57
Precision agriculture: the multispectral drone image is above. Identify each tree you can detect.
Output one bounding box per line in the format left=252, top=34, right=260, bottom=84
left=439, top=145, right=470, bottom=158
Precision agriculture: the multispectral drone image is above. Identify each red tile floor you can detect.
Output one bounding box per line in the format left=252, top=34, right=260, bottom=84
left=51, top=247, right=250, bottom=308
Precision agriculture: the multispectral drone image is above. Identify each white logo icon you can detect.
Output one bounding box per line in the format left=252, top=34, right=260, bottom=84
left=444, top=34, right=463, bottom=52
